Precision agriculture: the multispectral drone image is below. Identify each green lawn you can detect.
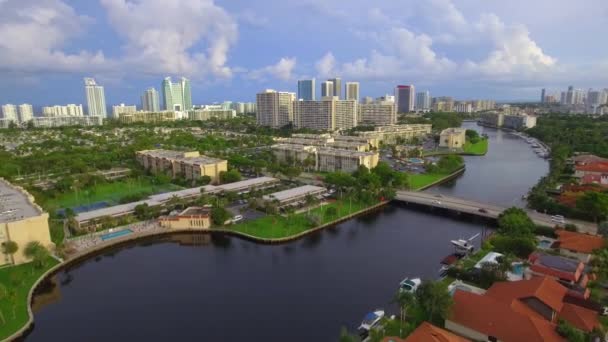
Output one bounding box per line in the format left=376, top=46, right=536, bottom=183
left=49, top=221, right=65, bottom=245
left=408, top=173, right=451, bottom=190
left=0, top=257, right=60, bottom=340
left=48, top=178, right=183, bottom=209
left=462, top=139, right=488, bottom=155
left=228, top=199, right=373, bottom=239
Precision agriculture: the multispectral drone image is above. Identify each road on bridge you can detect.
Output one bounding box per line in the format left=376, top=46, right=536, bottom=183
left=395, top=191, right=597, bottom=234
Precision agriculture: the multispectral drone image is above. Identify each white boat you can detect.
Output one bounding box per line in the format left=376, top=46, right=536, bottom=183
left=358, top=309, right=385, bottom=332
left=399, top=277, right=422, bottom=293
left=451, top=233, right=480, bottom=255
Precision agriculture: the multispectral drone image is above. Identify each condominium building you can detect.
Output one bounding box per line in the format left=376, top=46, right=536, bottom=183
left=439, top=128, right=466, bottom=149
left=328, top=78, right=342, bottom=99
left=32, top=115, right=102, bottom=128
left=136, top=149, right=228, bottom=184
left=297, top=79, right=316, bottom=101
left=84, top=78, right=107, bottom=117
left=42, top=104, right=84, bottom=117
left=0, top=178, right=54, bottom=266
left=188, top=106, right=235, bottom=121
left=321, top=81, right=334, bottom=98
left=275, top=134, right=369, bottom=152
left=162, top=77, right=192, bottom=111
left=256, top=89, right=295, bottom=128
left=345, top=82, right=360, bottom=102
left=271, top=144, right=378, bottom=173
left=293, top=97, right=357, bottom=131
left=454, top=102, right=473, bottom=113
left=1, top=104, right=17, bottom=121
left=503, top=114, right=537, bottom=130
left=395, top=85, right=415, bottom=113
left=112, top=104, right=137, bottom=118
left=432, top=96, right=454, bottom=112
left=415, top=91, right=431, bottom=112
left=359, top=101, right=396, bottom=125
left=159, top=207, right=211, bottom=230
left=141, top=87, right=160, bottom=112
left=471, top=100, right=496, bottom=112
left=354, top=124, right=432, bottom=144
left=117, top=111, right=177, bottom=124
left=18, top=104, right=33, bottom=122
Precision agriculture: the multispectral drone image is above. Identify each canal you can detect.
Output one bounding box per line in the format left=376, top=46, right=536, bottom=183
left=24, top=124, right=548, bottom=342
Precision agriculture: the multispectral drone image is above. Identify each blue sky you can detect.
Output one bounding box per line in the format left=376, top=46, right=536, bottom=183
left=1, top=0, right=608, bottom=107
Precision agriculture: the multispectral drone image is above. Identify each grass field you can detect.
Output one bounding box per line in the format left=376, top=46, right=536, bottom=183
left=229, top=199, right=372, bottom=239
left=462, top=139, right=489, bottom=155
left=408, top=173, right=451, bottom=190
left=0, top=257, right=60, bottom=340
left=49, top=178, right=182, bottom=209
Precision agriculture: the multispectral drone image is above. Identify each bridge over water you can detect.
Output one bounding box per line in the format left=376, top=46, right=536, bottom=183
left=395, top=191, right=597, bottom=234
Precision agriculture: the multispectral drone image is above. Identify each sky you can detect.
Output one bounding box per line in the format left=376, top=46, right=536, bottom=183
left=1, top=0, right=608, bottom=107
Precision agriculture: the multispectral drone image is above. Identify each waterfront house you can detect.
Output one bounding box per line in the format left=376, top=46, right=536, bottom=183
left=159, top=207, right=211, bottom=230
left=446, top=276, right=600, bottom=341
left=554, top=230, right=605, bottom=262
left=527, top=253, right=589, bottom=289
left=398, top=322, right=469, bottom=342
left=439, top=128, right=466, bottom=149
left=572, top=155, right=608, bottom=187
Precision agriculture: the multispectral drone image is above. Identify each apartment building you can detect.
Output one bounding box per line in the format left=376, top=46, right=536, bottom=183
left=271, top=144, right=378, bottom=173
left=32, top=115, right=102, bottom=128
left=359, top=101, right=397, bottom=125
left=293, top=97, right=357, bottom=131
left=0, top=178, right=54, bottom=266
left=256, top=89, right=295, bottom=128
left=188, top=107, right=235, bottom=121
left=117, top=111, right=177, bottom=124
left=136, top=149, right=228, bottom=184
left=275, top=136, right=369, bottom=152
left=354, top=124, right=432, bottom=144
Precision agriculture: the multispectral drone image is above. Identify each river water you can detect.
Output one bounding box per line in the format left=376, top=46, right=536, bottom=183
left=24, top=123, right=548, bottom=342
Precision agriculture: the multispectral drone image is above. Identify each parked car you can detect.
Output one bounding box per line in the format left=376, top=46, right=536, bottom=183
left=478, top=208, right=488, bottom=213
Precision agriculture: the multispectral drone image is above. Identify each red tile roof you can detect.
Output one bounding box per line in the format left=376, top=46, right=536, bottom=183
left=555, top=230, right=606, bottom=254
left=576, top=162, right=608, bottom=173
left=485, top=276, right=567, bottom=313
left=449, top=290, right=565, bottom=342
left=403, top=322, right=470, bottom=342
left=559, top=303, right=600, bottom=332
left=528, top=253, right=584, bottom=282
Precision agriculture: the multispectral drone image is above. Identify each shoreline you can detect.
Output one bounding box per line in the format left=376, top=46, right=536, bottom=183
left=413, top=166, right=466, bottom=191
left=3, top=201, right=388, bottom=342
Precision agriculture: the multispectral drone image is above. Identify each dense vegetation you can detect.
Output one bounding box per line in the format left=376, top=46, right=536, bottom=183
left=526, top=114, right=608, bottom=221
left=399, top=112, right=476, bottom=131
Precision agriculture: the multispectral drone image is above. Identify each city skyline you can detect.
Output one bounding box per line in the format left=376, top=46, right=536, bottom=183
left=2, top=0, right=608, bottom=106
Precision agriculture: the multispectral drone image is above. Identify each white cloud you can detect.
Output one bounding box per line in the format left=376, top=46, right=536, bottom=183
left=315, top=52, right=336, bottom=78
left=247, top=57, right=297, bottom=81
left=101, top=0, right=238, bottom=78
left=237, top=10, right=269, bottom=28
left=0, top=0, right=109, bottom=73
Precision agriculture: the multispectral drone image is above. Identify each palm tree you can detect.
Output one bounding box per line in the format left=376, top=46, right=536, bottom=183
left=1, top=241, right=18, bottom=264
left=0, top=283, right=6, bottom=325
left=393, top=291, right=416, bottom=337
left=24, top=241, right=49, bottom=269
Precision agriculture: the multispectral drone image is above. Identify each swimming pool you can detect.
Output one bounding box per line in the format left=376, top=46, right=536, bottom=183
left=537, top=239, right=554, bottom=249
left=408, top=158, right=424, bottom=164
left=511, top=262, right=524, bottom=276
left=100, top=229, right=133, bottom=241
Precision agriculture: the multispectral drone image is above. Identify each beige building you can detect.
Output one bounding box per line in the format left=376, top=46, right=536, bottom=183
left=112, top=103, right=137, bottom=118
left=188, top=107, right=235, bottom=121
left=359, top=101, right=397, bottom=125
left=136, top=149, right=228, bottom=184
left=293, top=97, right=357, bottom=131
left=271, top=144, right=379, bottom=173
left=0, top=178, right=53, bottom=266
left=275, top=135, right=369, bottom=152
left=117, top=111, right=177, bottom=124
left=256, top=89, right=295, bottom=128
left=354, top=124, right=432, bottom=144
left=32, top=115, right=102, bottom=128
left=159, top=207, right=211, bottom=230
left=439, top=128, right=467, bottom=149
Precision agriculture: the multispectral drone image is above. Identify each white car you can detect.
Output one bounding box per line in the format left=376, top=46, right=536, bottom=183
left=432, top=200, right=442, bottom=205
left=232, top=215, right=243, bottom=223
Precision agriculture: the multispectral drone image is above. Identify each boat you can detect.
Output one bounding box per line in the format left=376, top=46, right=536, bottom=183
left=357, top=309, right=385, bottom=334
left=450, top=233, right=480, bottom=255
left=399, top=277, right=422, bottom=293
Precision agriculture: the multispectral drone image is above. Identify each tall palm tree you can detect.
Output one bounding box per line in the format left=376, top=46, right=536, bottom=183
left=393, top=290, right=416, bottom=337
left=1, top=241, right=18, bottom=265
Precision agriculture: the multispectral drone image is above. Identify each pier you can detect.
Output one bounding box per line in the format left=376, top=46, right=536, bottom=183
left=394, top=191, right=597, bottom=234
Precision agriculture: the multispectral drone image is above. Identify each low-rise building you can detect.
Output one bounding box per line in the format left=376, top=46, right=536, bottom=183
left=274, top=136, right=369, bottom=152
left=136, top=149, right=228, bottom=184
left=263, top=185, right=326, bottom=208
left=159, top=207, right=211, bottom=230
left=117, top=111, right=177, bottom=124
left=0, top=178, right=54, bottom=265
left=271, top=144, right=379, bottom=173
left=112, top=104, right=137, bottom=118
left=188, top=106, right=235, bottom=121
left=447, top=276, right=599, bottom=341
left=528, top=252, right=589, bottom=290
left=354, top=124, right=432, bottom=144
left=439, top=128, right=467, bottom=149
left=32, top=115, right=102, bottom=128
left=554, top=230, right=605, bottom=262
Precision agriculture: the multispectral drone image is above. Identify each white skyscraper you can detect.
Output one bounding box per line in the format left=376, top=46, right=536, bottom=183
left=415, top=91, right=431, bottom=112
left=18, top=104, right=33, bottom=122
left=141, top=87, right=160, bottom=112
left=84, top=78, right=107, bottom=117
left=1, top=104, right=18, bottom=121
left=345, top=82, right=360, bottom=102
left=162, top=77, right=192, bottom=111
left=321, top=81, right=334, bottom=98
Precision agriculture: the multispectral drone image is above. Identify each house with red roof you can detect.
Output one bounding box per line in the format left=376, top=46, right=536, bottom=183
left=446, top=276, right=600, bottom=342
left=398, top=322, right=469, bottom=342
left=528, top=252, right=589, bottom=291
left=554, top=230, right=605, bottom=262
left=574, top=158, right=608, bottom=187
